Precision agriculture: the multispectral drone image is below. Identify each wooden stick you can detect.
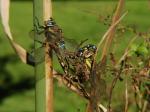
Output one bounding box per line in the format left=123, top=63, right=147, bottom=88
left=43, top=0, right=52, bottom=20
left=43, top=0, right=53, bottom=112
left=45, top=43, right=53, bottom=112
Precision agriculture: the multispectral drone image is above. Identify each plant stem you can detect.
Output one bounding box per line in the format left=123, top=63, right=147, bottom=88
left=43, top=0, right=53, bottom=112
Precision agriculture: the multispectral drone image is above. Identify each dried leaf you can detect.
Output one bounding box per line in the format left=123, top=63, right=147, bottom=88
left=0, top=0, right=13, bottom=40
left=0, top=0, right=35, bottom=66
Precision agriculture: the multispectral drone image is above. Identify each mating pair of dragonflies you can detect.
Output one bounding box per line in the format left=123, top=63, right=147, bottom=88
left=30, top=18, right=97, bottom=79
left=29, top=18, right=107, bottom=105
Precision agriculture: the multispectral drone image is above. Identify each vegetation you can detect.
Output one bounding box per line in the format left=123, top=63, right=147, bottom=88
left=0, top=0, right=150, bottom=112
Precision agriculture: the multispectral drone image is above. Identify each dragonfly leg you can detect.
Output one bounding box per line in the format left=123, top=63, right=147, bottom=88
left=34, top=24, right=45, bottom=34
left=34, top=17, right=45, bottom=34
left=34, top=17, right=45, bottom=28
left=62, top=74, right=72, bottom=88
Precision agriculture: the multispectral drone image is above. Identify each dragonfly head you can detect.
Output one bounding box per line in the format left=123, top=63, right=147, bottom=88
left=87, top=44, right=97, bottom=52
left=77, top=48, right=83, bottom=57
left=77, top=44, right=97, bottom=58
left=85, top=45, right=97, bottom=58
left=45, top=18, right=56, bottom=27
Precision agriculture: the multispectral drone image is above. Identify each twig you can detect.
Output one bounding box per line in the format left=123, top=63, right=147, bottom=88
left=43, top=0, right=53, bottom=112
left=101, top=0, right=125, bottom=61
left=98, top=103, right=107, bottom=112
left=125, top=75, right=128, bottom=112
left=94, top=11, right=128, bottom=62
left=132, top=78, right=142, bottom=111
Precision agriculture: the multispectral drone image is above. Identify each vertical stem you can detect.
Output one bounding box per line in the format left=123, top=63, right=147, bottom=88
left=43, top=0, right=53, bottom=112
left=33, top=0, right=45, bottom=112
left=34, top=0, right=53, bottom=112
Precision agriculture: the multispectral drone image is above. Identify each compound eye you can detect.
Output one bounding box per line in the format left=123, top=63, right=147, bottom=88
left=47, top=19, right=56, bottom=27
left=47, top=20, right=53, bottom=26
left=92, top=45, right=97, bottom=50
left=87, top=44, right=90, bottom=48
left=77, top=48, right=83, bottom=57
left=78, top=48, right=83, bottom=52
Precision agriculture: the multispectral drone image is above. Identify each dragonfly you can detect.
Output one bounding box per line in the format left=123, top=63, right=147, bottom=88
left=29, top=17, right=107, bottom=103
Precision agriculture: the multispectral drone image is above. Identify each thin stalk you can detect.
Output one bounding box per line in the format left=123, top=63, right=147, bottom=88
left=33, top=0, right=46, bottom=112
left=125, top=75, right=128, bottom=112
left=94, top=11, right=127, bottom=62
left=43, top=0, right=53, bottom=112
left=101, top=0, right=125, bottom=60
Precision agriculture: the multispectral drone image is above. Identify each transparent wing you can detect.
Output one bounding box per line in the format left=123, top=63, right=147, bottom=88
left=29, top=46, right=46, bottom=82
left=90, top=77, right=107, bottom=111
left=96, top=78, right=107, bottom=101
left=64, top=37, right=79, bottom=50
left=29, top=29, right=45, bottom=43
left=28, top=46, right=45, bottom=65
left=64, top=37, right=88, bottom=51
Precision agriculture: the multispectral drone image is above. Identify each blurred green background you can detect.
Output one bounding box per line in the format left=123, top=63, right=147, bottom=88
left=0, top=0, right=150, bottom=112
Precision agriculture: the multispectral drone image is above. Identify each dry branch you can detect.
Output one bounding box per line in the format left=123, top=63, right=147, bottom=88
left=101, top=0, right=125, bottom=60
left=95, top=11, right=127, bottom=62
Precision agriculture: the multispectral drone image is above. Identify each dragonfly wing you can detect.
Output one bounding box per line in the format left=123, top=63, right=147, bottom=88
left=64, top=37, right=79, bottom=50
left=29, top=30, right=45, bottom=43
left=64, top=37, right=88, bottom=51
left=95, top=59, right=108, bottom=101
left=29, top=46, right=45, bottom=65
left=96, top=78, right=107, bottom=101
